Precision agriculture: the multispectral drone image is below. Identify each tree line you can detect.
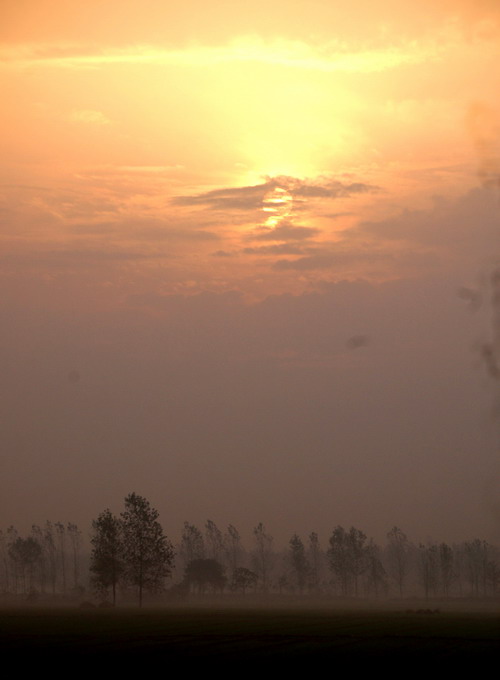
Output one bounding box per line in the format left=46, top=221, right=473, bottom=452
left=1, top=494, right=499, bottom=605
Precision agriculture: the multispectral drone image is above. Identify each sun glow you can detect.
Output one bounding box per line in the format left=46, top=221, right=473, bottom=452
left=262, top=186, right=293, bottom=227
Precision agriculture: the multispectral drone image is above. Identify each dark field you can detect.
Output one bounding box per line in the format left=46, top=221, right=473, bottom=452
left=1, top=603, right=499, bottom=669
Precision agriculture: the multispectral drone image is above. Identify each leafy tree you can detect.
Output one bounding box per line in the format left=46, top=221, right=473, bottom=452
left=231, top=567, right=258, bottom=594
left=121, top=493, right=175, bottom=606
left=90, top=509, right=123, bottom=604
left=184, top=558, right=226, bottom=594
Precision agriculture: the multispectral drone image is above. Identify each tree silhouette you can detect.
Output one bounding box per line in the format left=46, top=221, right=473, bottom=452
left=121, top=493, right=175, bottom=606
left=90, top=509, right=123, bottom=604
left=288, top=534, right=309, bottom=593
left=184, top=558, right=226, bottom=594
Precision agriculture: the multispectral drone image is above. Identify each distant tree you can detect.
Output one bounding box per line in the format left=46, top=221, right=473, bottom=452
left=67, top=523, right=81, bottom=591
left=43, top=522, right=57, bottom=595
left=418, top=543, right=439, bottom=598
left=121, top=493, right=175, bottom=606
left=386, top=527, right=410, bottom=597
left=8, top=536, right=42, bottom=594
left=54, top=522, right=67, bottom=593
left=231, top=567, right=258, bottom=594
left=328, top=526, right=368, bottom=596
left=179, top=522, right=205, bottom=568
left=224, top=524, right=243, bottom=575
left=364, top=540, right=387, bottom=597
left=288, top=534, right=309, bottom=593
left=205, top=520, right=224, bottom=562
left=252, top=523, right=274, bottom=592
left=90, top=509, right=123, bottom=605
left=307, top=532, right=322, bottom=592
left=464, top=539, right=489, bottom=597
left=184, top=558, right=226, bottom=594
left=439, top=542, right=455, bottom=596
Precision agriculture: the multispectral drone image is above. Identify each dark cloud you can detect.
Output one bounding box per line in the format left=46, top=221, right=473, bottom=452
left=172, top=175, right=379, bottom=211
left=480, top=268, right=500, bottom=381
left=346, top=334, right=370, bottom=349
left=211, top=249, right=234, bottom=257
left=172, top=182, right=273, bottom=211
left=457, top=286, right=482, bottom=311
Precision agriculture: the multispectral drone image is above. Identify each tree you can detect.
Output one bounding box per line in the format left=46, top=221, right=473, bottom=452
left=418, top=543, right=439, bottom=598
left=205, top=520, right=224, bottom=562
left=121, top=493, right=175, bottom=606
left=67, top=523, right=81, bottom=591
left=288, top=534, right=309, bottom=593
left=224, top=524, right=243, bottom=575
left=252, top=523, right=274, bottom=592
left=364, top=540, right=387, bottom=597
left=179, top=522, right=205, bottom=568
left=386, top=526, right=410, bottom=597
left=8, top=536, right=42, bottom=595
left=328, top=526, right=368, bottom=596
left=184, top=558, right=226, bottom=594
left=231, top=567, right=258, bottom=594
left=307, top=532, right=322, bottom=592
left=90, top=509, right=123, bottom=604
left=439, top=542, right=455, bottom=596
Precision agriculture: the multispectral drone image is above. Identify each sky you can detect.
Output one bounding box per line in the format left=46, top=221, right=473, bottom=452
left=1, top=0, right=500, bottom=547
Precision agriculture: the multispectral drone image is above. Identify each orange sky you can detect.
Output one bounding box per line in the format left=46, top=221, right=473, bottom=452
left=2, top=0, right=500, bottom=305
left=2, top=1, right=500, bottom=541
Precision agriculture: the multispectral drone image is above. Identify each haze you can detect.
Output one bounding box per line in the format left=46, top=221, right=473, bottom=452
left=1, top=0, right=500, bottom=546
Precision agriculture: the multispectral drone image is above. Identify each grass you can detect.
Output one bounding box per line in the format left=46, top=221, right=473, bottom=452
left=1, top=603, right=499, bottom=669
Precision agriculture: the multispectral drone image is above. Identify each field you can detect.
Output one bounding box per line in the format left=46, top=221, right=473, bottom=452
left=1, top=602, right=499, bottom=669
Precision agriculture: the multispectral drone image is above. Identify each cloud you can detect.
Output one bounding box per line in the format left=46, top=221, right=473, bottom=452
left=173, top=176, right=378, bottom=212
left=244, top=243, right=310, bottom=256
left=273, top=248, right=394, bottom=271
left=251, top=222, right=320, bottom=242
left=346, top=334, right=370, bottom=349
left=211, top=250, right=234, bottom=257
left=69, top=109, right=111, bottom=125
left=0, top=39, right=440, bottom=74
left=172, top=182, right=272, bottom=211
